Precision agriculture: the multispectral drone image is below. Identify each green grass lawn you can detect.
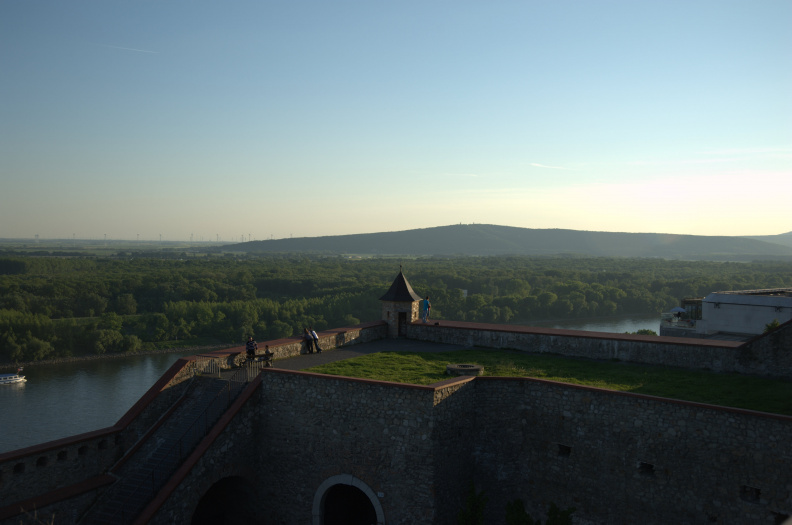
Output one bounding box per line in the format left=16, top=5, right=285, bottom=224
left=306, top=349, right=792, bottom=416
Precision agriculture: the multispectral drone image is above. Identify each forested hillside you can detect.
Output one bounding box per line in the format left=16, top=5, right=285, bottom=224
left=226, top=224, right=792, bottom=260
left=1, top=254, right=791, bottom=363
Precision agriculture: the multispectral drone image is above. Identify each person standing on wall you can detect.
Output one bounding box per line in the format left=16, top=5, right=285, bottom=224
left=246, top=336, right=258, bottom=362
left=422, top=296, right=431, bottom=323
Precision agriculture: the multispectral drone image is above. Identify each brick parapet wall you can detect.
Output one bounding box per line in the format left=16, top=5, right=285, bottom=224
left=471, top=377, right=792, bottom=524
left=406, top=320, right=792, bottom=379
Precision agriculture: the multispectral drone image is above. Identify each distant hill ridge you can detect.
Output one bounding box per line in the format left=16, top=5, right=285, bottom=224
left=224, top=224, right=792, bottom=261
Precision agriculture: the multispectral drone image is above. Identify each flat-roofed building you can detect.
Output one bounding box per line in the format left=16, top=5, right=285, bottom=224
left=661, top=288, right=792, bottom=340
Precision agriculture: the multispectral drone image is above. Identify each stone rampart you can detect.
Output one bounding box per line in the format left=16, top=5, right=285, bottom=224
left=472, top=376, right=792, bottom=524
left=147, top=365, right=477, bottom=525
left=407, top=320, right=792, bottom=379
left=147, top=367, right=792, bottom=525
left=3, top=319, right=790, bottom=524
left=253, top=369, right=440, bottom=524
left=0, top=321, right=387, bottom=523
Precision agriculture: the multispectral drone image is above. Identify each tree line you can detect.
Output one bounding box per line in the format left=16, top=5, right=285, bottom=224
left=1, top=254, right=791, bottom=363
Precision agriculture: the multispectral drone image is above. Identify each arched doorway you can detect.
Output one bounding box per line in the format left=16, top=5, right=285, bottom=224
left=324, top=484, right=376, bottom=525
left=191, top=476, right=258, bottom=525
left=314, top=475, right=385, bottom=525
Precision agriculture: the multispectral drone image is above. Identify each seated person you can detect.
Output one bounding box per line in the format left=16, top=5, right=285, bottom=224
left=262, top=345, right=274, bottom=367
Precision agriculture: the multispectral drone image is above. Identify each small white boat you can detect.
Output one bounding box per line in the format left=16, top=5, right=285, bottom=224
left=0, top=368, right=26, bottom=385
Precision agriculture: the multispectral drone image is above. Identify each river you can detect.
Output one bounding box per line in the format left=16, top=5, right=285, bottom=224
left=0, top=314, right=659, bottom=454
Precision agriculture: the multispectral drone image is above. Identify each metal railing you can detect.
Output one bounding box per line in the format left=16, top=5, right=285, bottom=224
left=193, top=356, right=222, bottom=377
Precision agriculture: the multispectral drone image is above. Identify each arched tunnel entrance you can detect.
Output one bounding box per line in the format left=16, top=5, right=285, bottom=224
left=191, top=476, right=258, bottom=525
left=314, top=474, right=385, bottom=525
left=323, top=483, right=377, bottom=525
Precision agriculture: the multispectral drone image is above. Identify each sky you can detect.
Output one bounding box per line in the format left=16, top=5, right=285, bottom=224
left=1, top=1, right=790, bottom=241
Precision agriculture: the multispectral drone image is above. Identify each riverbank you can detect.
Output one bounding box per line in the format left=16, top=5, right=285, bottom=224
left=0, top=344, right=237, bottom=371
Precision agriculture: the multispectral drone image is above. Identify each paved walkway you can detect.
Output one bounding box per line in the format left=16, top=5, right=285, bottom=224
left=269, top=338, right=467, bottom=371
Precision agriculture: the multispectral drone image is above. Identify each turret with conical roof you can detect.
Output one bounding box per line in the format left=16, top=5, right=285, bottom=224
left=380, top=267, right=422, bottom=337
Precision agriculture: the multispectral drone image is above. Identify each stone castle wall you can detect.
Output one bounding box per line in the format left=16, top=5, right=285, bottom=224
left=10, top=363, right=778, bottom=525
left=3, top=320, right=791, bottom=524
left=254, top=370, right=440, bottom=524
left=471, top=377, right=792, bottom=524
left=407, top=320, right=792, bottom=379
left=0, top=321, right=389, bottom=524
left=145, top=368, right=792, bottom=525
left=430, top=378, right=478, bottom=524
left=147, top=378, right=262, bottom=525
left=146, top=370, right=485, bottom=525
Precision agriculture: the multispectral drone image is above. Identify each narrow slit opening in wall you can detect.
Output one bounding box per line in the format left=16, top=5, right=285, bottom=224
left=14, top=463, right=25, bottom=474
left=57, top=450, right=68, bottom=461
left=740, top=485, right=760, bottom=504
left=36, top=456, right=48, bottom=467
left=638, top=462, right=655, bottom=476
left=557, top=444, right=571, bottom=457
left=78, top=446, right=87, bottom=456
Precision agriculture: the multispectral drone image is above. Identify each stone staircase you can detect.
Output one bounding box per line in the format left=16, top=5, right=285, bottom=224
left=79, top=373, right=248, bottom=525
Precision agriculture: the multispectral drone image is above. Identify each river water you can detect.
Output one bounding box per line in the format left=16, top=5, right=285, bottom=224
left=0, top=315, right=659, bottom=454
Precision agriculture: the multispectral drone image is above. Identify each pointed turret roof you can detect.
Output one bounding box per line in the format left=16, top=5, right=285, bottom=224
left=379, top=268, right=422, bottom=302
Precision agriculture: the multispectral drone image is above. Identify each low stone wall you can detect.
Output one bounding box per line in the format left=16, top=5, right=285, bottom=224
left=406, top=320, right=792, bottom=379
left=0, top=430, right=121, bottom=522
left=737, top=318, right=792, bottom=376
left=211, top=320, right=389, bottom=365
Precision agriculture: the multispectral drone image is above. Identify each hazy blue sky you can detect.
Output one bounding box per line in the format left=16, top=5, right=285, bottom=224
left=2, top=1, right=790, bottom=241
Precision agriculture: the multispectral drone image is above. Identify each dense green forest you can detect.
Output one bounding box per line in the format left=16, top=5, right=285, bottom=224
left=1, top=254, right=791, bottom=363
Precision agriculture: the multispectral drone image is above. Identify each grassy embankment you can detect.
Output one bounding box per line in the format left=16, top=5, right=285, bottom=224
left=307, top=349, right=792, bottom=416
